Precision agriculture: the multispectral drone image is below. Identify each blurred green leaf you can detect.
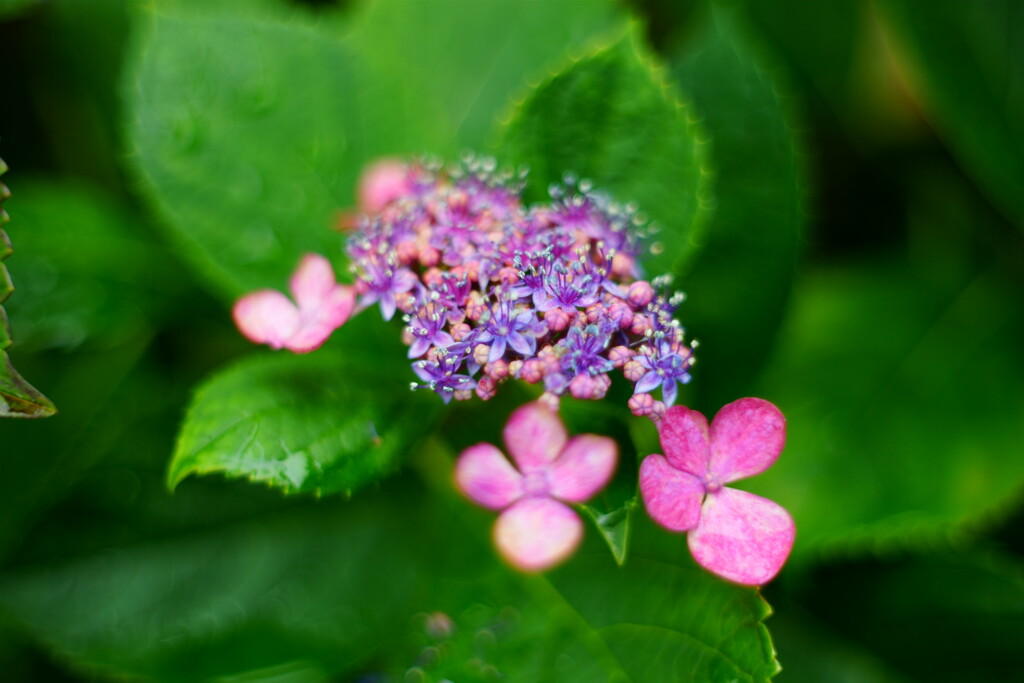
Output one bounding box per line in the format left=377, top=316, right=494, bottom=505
left=0, top=0, right=36, bottom=20
left=126, top=5, right=431, bottom=298
left=499, top=27, right=713, bottom=277
left=0, top=495, right=426, bottom=682
left=798, top=551, right=1024, bottom=682
left=751, top=242, right=1024, bottom=558
left=767, top=607, right=911, bottom=683
left=169, top=319, right=441, bottom=496
left=877, top=0, right=1024, bottom=231
left=670, top=3, right=806, bottom=408
left=347, top=0, right=622, bottom=153
left=0, top=159, right=54, bottom=418
left=3, top=178, right=176, bottom=351
left=739, top=0, right=861, bottom=119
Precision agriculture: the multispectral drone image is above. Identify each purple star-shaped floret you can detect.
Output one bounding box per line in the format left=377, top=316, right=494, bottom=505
left=560, top=324, right=614, bottom=378
left=359, top=259, right=417, bottom=321
left=634, top=340, right=693, bottom=406
left=412, top=351, right=476, bottom=403
left=535, top=263, right=599, bottom=314
left=476, top=300, right=543, bottom=363
left=406, top=301, right=455, bottom=358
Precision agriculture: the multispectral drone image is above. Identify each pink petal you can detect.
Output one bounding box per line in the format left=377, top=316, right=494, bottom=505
left=290, top=254, right=337, bottom=311
left=454, top=443, right=523, bottom=510
left=659, top=405, right=711, bottom=479
left=502, top=402, right=567, bottom=472
left=493, top=498, right=582, bottom=572
left=284, top=285, right=357, bottom=354
left=548, top=434, right=617, bottom=503
left=688, top=486, right=795, bottom=586
left=358, top=159, right=410, bottom=213
left=709, top=398, right=786, bottom=484
left=639, top=454, right=704, bottom=532
left=232, top=290, right=300, bottom=349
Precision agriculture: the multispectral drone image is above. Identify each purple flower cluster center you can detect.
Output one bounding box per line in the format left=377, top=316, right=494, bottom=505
left=346, top=156, right=695, bottom=412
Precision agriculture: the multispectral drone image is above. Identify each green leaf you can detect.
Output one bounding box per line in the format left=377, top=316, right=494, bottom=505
left=0, top=159, right=55, bottom=418
left=670, top=4, right=806, bottom=408
left=1, top=178, right=177, bottom=351
left=797, top=551, right=1024, bottom=682
left=126, top=5, right=432, bottom=298
left=347, top=0, right=622, bottom=153
left=499, top=26, right=713, bottom=277
left=750, top=244, right=1024, bottom=559
left=0, top=495, right=428, bottom=682
left=539, top=519, right=780, bottom=682
left=169, top=321, right=441, bottom=496
left=877, top=0, right=1024, bottom=231
left=579, top=499, right=636, bottom=566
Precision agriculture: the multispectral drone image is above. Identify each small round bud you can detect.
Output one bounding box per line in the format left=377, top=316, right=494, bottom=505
left=628, top=281, right=655, bottom=308
left=623, top=359, right=646, bottom=382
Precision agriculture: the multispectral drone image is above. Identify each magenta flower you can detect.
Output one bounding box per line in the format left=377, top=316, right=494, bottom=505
left=233, top=254, right=356, bottom=353
left=639, top=398, right=795, bottom=585
left=455, top=402, right=617, bottom=571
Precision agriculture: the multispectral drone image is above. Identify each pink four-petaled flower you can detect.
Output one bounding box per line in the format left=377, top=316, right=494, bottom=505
left=639, top=398, right=795, bottom=585
left=456, top=402, right=617, bottom=571
left=233, top=254, right=356, bottom=353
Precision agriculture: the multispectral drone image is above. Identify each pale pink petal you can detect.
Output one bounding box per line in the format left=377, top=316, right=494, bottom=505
left=284, top=286, right=357, bottom=353
left=659, top=405, right=711, bottom=479
left=358, top=159, right=410, bottom=213
left=709, top=398, right=786, bottom=484
left=688, top=486, right=795, bottom=586
left=455, top=443, right=523, bottom=510
left=493, top=498, right=582, bottom=572
left=548, top=434, right=617, bottom=503
left=502, top=402, right=567, bottom=472
left=639, top=454, right=704, bottom=532
left=233, top=290, right=300, bottom=349
left=290, top=254, right=337, bottom=311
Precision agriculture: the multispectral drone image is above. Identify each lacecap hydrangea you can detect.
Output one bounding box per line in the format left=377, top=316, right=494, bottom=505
left=233, top=156, right=794, bottom=582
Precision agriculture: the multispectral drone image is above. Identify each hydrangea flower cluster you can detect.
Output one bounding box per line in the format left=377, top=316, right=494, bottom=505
left=233, top=157, right=795, bottom=585
left=346, top=156, right=696, bottom=414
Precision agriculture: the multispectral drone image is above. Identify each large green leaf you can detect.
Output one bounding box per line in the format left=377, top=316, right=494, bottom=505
left=877, top=0, right=1024, bottom=231
left=750, top=246, right=1024, bottom=559
left=347, top=0, right=622, bottom=153
left=499, top=27, right=713, bottom=277
left=0, top=494, right=426, bottom=682
left=126, top=4, right=434, bottom=298
left=169, top=318, right=441, bottom=496
left=537, top=518, right=780, bottom=683
left=0, top=159, right=55, bottom=418
left=670, top=4, right=805, bottom=409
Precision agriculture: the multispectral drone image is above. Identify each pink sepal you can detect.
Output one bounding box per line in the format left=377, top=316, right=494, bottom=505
left=233, top=290, right=300, bottom=349
left=455, top=443, right=523, bottom=510
left=548, top=434, right=617, bottom=503
left=639, top=454, right=704, bottom=532
left=709, top=398, right=786, bottom=484
left=502, top=402, right=567, bottom=472
left=687, top=487, right=795, bottom=586
left=493, top=498, right=582, bottom=572
left=659, top=405, right=711, bottom=478
left=233, top=254, right=356, bottom=354
left=358, top=159, right=411, bottom=213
